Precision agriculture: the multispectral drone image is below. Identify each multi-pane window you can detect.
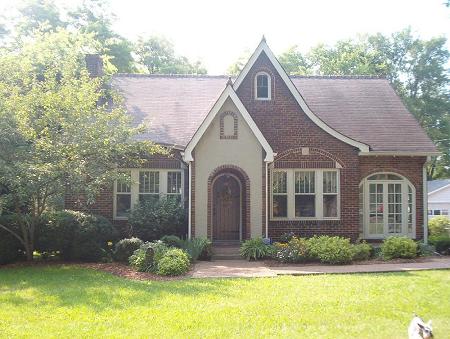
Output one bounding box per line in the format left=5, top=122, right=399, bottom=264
left=271, top=169, right=339, bottom=220
left=323, top=171, right=338, bottom=218
left=255, top=72, right=270, bottom=99
left=115, top=172, right=131, bottom=218
left=167, top=171, right=182, bottom=201
left=294, top=171, right=315, bottom=217
left=139, top=171, right=159, bottom=203
left=114, top=169, right=183, bottom=219
left=272, top=171, right=287, bottom=217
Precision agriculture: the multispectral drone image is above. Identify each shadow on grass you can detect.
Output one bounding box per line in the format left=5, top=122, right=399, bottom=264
left=0, top=265, right=242, bottom=311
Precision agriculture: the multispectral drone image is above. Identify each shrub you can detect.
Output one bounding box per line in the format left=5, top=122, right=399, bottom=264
left=179, top=237, right=212, bottom=261
left=428, top=216, right=450, bottom=236
left=0, top=215, right=23, bottom=265
left=129, top=241, right=169, bottom=272
left=129, top=198, right=186, bottom=241
left=37, top=210, right=118, bottom=262
left=308, top=236, right=353, bottom=264
left=417, top=242, right=436, bottom=257
left=240, top=238, right=274, bottom=261
left=160, top=235, right=182, bottom=248
left=381, top=236, right=418, bottom=260
left=351, top=242, right=373, bottom=261
left=274, top=237, right=309, bottom=263
left=113, top=238, right=143, bottom=263
left=429, top=235, right=450, bottom=255
left=279, top=232, right=296, bottom=243
left=157, top=248, right=190, bottom=276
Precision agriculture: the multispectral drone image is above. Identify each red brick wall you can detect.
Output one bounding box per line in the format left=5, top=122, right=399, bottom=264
left=236, top=51, right=362, bottom=241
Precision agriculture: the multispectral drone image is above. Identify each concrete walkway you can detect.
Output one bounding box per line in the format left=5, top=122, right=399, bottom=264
left=192, top=257, right=450, bottom=278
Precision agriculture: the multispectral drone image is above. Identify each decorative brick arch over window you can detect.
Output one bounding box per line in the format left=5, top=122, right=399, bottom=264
left=207, top=165, right=251, bottom=239
left=274, top=147, right=346, bottom=169
left=219, top=111, right=238, bottom=139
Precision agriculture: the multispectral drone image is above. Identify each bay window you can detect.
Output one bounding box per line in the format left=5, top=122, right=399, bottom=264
left=271, top=169, right=340, bottom=220
left=114, top=169, right=183, bottom=219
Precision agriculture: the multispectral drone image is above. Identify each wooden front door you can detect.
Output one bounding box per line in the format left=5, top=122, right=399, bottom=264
left=213, top=174, right=241, bottom=240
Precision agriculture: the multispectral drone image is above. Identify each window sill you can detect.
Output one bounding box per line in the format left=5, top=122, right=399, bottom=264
left=255, top=97, right=271, bottom=101
left=113, top=216, right=128, bottom=221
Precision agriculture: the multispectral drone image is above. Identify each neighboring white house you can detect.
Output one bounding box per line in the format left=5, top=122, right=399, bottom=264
left=428, top=179, right=450, bottom=218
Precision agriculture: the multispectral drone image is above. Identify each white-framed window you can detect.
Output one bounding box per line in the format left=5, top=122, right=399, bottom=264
left=255, top=71, right=271, bottom=100
left=271, top=169, right=340, bottom=220
left=360, top=172, right=416, bottom=239
left=113, top=168, right=184, bottom=220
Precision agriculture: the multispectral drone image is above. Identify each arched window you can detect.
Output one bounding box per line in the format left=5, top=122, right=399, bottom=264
left=255, top=71, right=271, bottom=100
left=360, top=172, right=415, bottom=239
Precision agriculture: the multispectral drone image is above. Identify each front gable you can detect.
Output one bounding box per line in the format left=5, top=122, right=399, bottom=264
left=233, top=38, right=370, bottom=153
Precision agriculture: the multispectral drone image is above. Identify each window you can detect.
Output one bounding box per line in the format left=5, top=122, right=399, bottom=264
left=271, top=169, right=340, bottom=220
left=115, top=172, right=131, bottom=218
left=113, top=169, right=183, bottom=219
left=323, top=171, right=338, bottom=218
left=360, top=172, right=416, bottom=239
left=442, top=209, right=449, bottom=216
left=255, top=72, right=271, bottom=100
left=272, top=171, right=287, bottom=217
left=295, top=171, right=315, bottom=217
left=139, top=171, right=159, bottom=203
left=434, top=210, right=441, bottom=216
left=167, top=171, right=182, bottom=201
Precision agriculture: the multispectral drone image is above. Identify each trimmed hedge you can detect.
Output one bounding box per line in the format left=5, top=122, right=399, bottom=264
left=157, top=248, right=190, bottom=276
left=129, top=241, right=169, bottom=272
left=429, top=235, right=450, bottom=255
left=428, top=216, right=450, bottom=236
left=380, top=236, right=418, bottom=260
left=308, top=236, right=354, bottom=264
left=113, top=238, right=143, bottom=263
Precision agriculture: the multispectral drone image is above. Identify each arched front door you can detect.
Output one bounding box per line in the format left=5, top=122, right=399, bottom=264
left=212, top=174, right=241, bottom=241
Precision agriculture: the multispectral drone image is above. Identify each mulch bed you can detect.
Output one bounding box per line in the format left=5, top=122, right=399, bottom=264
left=0, top=261, right=192, bottom=281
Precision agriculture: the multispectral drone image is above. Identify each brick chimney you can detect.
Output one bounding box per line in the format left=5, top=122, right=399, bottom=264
left=85, top=54, right=104, bottom=77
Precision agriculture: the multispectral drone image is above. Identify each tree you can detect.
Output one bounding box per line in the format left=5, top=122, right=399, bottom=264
left=135, top=35, right=207, bottom=74
left=17, top=0, right=66, bottom=35
left=68, top=0, right=136, bottom=73
left=0, top=30, right=161, bottom=260
left=226, top=50, right=251, bottom=76
left=278, top=30, right=450, bottom=178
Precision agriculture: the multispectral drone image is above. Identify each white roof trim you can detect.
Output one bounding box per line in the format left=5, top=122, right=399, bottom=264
left=183, top=84, right=274, bottom=162
left=233, top=38, right=370, bottom=152
left=359, top=151, right=440, bottom=156
left=428, top=183, right=450, bottom=196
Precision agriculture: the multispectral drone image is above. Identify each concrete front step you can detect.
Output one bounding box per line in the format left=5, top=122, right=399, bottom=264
left=212, top=241, right=241, bottom=260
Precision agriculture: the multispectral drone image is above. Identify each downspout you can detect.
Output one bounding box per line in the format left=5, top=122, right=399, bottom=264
left=265, top=161, right=269, bottom=239
left=423, top=158, right=430, bottom=244
left=188, top=161, right=192, bottom=240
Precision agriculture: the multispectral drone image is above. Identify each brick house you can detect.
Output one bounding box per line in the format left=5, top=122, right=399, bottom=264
left=67, top=38, right=438, bottom=243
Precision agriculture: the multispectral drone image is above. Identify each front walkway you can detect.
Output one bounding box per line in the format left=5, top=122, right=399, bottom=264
left=192, top=257, right=450, bottom=278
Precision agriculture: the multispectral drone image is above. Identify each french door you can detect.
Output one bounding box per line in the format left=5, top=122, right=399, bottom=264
left=367, top=182, right=404, bottom=238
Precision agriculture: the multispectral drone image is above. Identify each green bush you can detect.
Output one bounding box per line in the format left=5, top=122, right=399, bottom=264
left=160, top=235, right=182, bottom=248
left=179, top=237, right=212, bottom=261
left=429, top=235, right=450, bottom=255
left=274, top=237, right=309, bottom=263
left=417, top=242, right=436, bottom=256
left=380, top=236, right=418, bottom=260
left=279, top=232, right=296, bottom=243
left=351, top=242, right=373, bottom=261
left=0, top=215, right=23, bottom=265
left=37, top=210, right=118, bottom=262
left=308, top=236, right=353, bottom=264
left=240, top=238, right=274, bottom=261
left=157, top=248, right=190, bottom=276
left=113, top=237, right=143, bottom=263
left=129, top=241, right=169, bottom=272
left=428, top=216, right=450, bottom=236
left=129, top=198, right=186, bottom=241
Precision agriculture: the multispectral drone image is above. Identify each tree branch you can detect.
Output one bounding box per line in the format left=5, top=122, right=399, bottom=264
left=0, top=223, right=26, bottom=247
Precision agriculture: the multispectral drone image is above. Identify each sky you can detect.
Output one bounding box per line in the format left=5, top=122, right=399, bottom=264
left=1, top=0, right=449, bottom=74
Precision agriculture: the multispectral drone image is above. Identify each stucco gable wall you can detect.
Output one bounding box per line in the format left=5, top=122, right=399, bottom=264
left=193, top=97, right=263, bottom=238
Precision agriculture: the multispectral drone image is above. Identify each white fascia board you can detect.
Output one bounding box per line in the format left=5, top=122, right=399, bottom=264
left=359, top=151, right=441, bottom=156
left=183, top=84, right=274, bottom=162
left=233, top=39, right=370, bottom=153
left=428, top=183, right=450, bottom=196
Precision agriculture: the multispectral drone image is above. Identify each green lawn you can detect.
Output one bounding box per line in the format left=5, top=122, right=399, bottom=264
left=0, top=267, right=449, bottom=338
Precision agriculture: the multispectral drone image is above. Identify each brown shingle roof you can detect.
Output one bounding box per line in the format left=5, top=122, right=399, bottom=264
left=112, top=74, right=437, bottom=152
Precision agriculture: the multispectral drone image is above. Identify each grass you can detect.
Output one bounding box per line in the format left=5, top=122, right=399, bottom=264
left=0, top=267, right=449, bottom=338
